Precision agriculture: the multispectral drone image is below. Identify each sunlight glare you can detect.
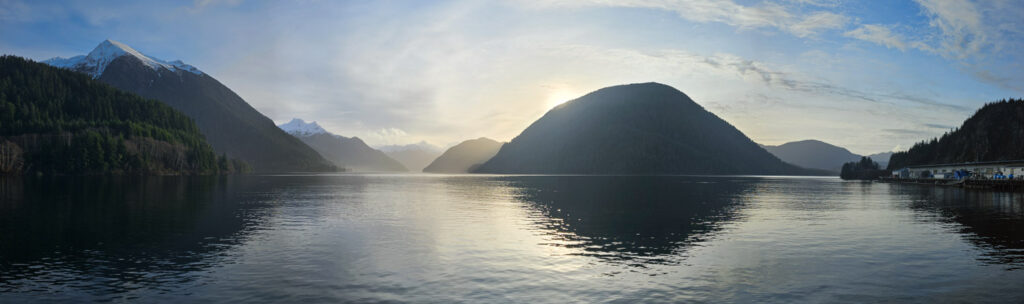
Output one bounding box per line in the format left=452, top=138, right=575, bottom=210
left=546, top=89, right=580, bottom=109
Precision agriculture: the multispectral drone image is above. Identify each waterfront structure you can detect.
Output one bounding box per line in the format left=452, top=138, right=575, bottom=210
left=894, top=160, right=1024, bottom=180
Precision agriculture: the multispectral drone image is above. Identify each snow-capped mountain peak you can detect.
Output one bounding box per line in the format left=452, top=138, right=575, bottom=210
left=43, top=39, right=203, bottom=78
left=278, top=118, right=328, bottom=136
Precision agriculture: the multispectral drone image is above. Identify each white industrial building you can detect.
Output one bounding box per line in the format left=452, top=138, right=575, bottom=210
left=893, top=160, right=1024, bottom=180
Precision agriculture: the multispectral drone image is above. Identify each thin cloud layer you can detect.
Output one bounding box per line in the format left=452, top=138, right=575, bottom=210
left=523, top=0, right=849, bottom=37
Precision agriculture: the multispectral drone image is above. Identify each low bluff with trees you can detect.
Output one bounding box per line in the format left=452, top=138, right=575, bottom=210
left=0, top=55, right=249, bottom=175
left=840, top=157, right=888, bottom=180
left=887, top=98, right=1024, bottom=170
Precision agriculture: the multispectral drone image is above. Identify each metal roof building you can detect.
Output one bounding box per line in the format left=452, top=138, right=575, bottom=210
left=894, top=160, right=1024, bottom=179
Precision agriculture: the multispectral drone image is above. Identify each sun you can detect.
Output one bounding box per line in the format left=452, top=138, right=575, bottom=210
left=546, top=89, right=580, bottom=109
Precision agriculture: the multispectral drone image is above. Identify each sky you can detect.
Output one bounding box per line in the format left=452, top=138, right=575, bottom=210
left=2, top=0, right=1022, bottom=154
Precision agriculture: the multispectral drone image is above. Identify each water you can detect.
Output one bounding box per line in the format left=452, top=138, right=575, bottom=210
left=1, top=174, right=1023, bottom=302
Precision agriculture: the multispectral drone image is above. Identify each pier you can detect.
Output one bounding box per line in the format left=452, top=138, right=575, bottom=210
left=878, top=177, right=1024, bottom=191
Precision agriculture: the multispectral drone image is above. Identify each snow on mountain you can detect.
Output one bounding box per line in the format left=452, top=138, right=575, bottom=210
left=44, top=55, right=85, bottom=68
left=43, top=39, right=202, bottom=78
left=278, top=118, right=328, bottom=136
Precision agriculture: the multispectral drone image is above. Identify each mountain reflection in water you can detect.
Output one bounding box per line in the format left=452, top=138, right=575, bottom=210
left=0, top=176, right=272, bottom=295
left=1, top=175, right=1024, bottom=302
left=506, top=176, right=752, bottom=265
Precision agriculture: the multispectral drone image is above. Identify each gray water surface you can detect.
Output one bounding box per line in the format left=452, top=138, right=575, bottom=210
left=1, top=175, right=1022, bottom=302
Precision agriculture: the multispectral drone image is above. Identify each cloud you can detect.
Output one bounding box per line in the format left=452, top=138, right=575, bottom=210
left=883, top=128, right=932, bottom=136
left=913, top=0, right=986, bottom=59
left=697, top=51, right=968, bottom=111
left=844, top=24, right=910, bottom=51
left=0, top=0, right=31, bottom=22
left=192, top=0, right=243, bottom=10
left=520, top=0, right=848, bottom=37
left=923, top=123, right=954, bottom=129
left=785, top=0, right=841, bottom=7
left=790, top=11, right=849, bottom=37
left=528, top=0, right=1022, bottom=95
left=365, top=128, right=411, bottom=145
left=842, top=1, right=989, bottom=60
left=838, top=1, right=1022, bottom=93
left=971, top=68, right=1023, bottom=93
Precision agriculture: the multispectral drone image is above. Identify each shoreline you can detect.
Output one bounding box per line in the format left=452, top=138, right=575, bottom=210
left=878, top=177, right=1024, bottom=191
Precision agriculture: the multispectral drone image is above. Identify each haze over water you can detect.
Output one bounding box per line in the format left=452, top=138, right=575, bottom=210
left=1, top=175, right=1022, bottom=302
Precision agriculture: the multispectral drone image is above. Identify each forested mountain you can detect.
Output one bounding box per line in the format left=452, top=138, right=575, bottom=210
left=423, top=137, right=502, bottom=173
left=762, top=140, right=861, bottom=173
left=0, top=55, right=247, bottom=175
left=474, top=83, right=825, bottom=175
left=378, top=142, right=443, bottom=172
left=44, top=40, right=334, bottom=173
left=278, top=119, right=407, bottom=172
left=888, top=99, right=1024, bottom=170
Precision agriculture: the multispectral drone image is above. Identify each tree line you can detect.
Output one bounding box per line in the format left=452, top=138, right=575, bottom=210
left=887, top=98, right=1024, bottom=170
left=840, top=157, right=887, bottom=180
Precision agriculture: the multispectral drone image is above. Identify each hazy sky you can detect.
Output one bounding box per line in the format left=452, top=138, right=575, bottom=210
left=2, top=0, right=1022, bottom=154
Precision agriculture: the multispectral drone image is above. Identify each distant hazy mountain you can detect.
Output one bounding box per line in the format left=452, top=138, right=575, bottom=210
left=44, top=40, right=334, bottom=173
left=865, top=152, right=893, bottom=168
left=377, top=142, right=443, bottom=172
left=474, top=83, right=825, bottom=175
left=279, top=119, right=407, bottom=172
left=423, top=138, right=503, bottom=173
left=762, top=140, right=861, bottom=172
left=888, top=99, right=1024, bottom=170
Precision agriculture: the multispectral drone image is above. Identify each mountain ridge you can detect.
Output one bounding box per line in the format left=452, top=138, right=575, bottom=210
left=45, top=40, right=336, bottom=173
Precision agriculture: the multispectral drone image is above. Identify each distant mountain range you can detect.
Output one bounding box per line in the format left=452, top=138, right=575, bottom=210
left=423, top=138, right=503, bottom=173
left=44, top=40, right=335, bottom=173
left=888, top=98, right=1024, bottom=170
left=762, top=140, right=891, bottom=172
left=474, top=82, right=827, bottom=175
left=377, top=142, right=443, bottom=172
left=279, top=119, right=407, bottom=172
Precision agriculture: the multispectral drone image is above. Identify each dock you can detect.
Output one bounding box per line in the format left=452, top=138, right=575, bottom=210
left=878, top=177, right=1024, bottom=191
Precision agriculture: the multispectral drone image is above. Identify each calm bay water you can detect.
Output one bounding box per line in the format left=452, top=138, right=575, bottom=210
left=1, top=174, right=1023, bottom=302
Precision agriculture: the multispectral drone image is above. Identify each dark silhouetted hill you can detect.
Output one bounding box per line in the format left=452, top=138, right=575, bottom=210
left=474, top=83, right=825, bottom=175
left=763, top=140, right=861, bottom=173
